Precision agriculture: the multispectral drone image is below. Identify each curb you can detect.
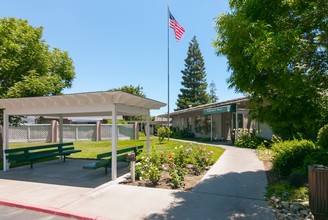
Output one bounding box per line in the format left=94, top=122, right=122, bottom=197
left=0, top=199, right=110, bottom=220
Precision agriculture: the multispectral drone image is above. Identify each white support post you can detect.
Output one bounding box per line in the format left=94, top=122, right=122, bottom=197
left=111, top=105, right=117, bottom=180
left=3, top=111, right=9, bottom=171
left=146, top=111, right=150, bottom=153
left=59, top=115, right=64, bottom=143
left=210, top=115, right=213, bottom=141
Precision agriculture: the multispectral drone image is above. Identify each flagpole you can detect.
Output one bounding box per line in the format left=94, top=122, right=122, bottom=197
left=167, top=5, right=170, bottom=140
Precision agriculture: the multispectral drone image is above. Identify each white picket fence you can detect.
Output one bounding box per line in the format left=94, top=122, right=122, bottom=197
left=8, top=124, right=135, bottom=143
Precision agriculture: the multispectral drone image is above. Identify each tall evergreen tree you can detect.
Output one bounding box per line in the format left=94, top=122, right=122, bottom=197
left=176, top=36, right=210, bottom=110
left=209, top=80, right=219, bottom=103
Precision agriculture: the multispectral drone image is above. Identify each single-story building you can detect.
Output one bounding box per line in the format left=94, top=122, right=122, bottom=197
left=159, top=97, right=273, bottom=141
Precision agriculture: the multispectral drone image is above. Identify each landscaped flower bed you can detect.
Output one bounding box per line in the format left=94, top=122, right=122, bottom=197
left=120, top=144, right=215, bottom=190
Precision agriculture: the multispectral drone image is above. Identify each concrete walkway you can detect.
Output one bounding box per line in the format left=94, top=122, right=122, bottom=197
left=0, top=146, right=275, bottom=220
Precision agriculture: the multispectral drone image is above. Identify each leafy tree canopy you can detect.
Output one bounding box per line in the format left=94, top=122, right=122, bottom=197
left=213, top=0, right=328, bottom=139
left=110, top=84, right=147, bottom=121
left=0, top=17, right=75, bottom=98
left=0, top=18, right=75, bottom=126
left=0, top=17, right=75, bottom=156
left=110, top=84, right=146, bottom=98
left=176, top=36, right=210, bottom=110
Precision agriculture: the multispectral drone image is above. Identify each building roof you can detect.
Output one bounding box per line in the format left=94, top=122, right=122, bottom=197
left=158, top=97, right=249, bottom=117
left=0, top=91, right=166, bottom=117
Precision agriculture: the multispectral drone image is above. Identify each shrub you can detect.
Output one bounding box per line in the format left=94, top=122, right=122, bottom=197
left=135, top=143, right=215, bottom=188
left=317, top=124, right=328, bottom=149
left=138, top=131, right=146, bottom=138
left=234, top=129, right=268, bottom=149
left=180, top=128, right=195, bottom=138
left=191, top=146, right=214, bottom=175
left=157, top=126, right=173, bottom=143
left=166, top=163, right=185, bottom=188
left=266, top=181, right=308, bottom=202
left=271, top=139, right=317, bottom=176
left=304, top=149, right=328, bottom=168
left=148, top=165, right=162, bottom=184
left=135, top=157, right=149, bottom=180
left=135, top=148, right=163, bottom=183
left=288, top=168, right=307, bottom=188
left=172, top=145, right=190, bottom=168
left=171, top=128, right=195, bottom=139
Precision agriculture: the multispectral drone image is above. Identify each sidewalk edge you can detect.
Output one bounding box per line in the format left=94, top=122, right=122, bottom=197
left=0, top=199, right=110, bottom=220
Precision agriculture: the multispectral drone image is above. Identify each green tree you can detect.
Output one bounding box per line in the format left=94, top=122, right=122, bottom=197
left=0, top=18, right=75, bottom=99
left=0, top=17, right=75, bottom=159
left=176, top=36, right=210, bottom=110
left=209, top=80, right=218, bottom=103
left=110, top=85, right=146, bottom=121
left=213, top=0, right=328, bottom=139
left=110, top=84, right=146, bottom=98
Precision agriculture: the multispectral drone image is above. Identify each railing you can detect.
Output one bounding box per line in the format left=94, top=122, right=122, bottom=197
left=8, top=124, right=135, bottom=143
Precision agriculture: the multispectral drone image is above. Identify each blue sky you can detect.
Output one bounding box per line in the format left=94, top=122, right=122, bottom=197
left=1, top=0, right=242, bottom=116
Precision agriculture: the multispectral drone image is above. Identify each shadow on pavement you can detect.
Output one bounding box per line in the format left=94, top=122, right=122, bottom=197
left=0, top=158, right=129, bottom=188
left=146, top=170, right=275, bottom=220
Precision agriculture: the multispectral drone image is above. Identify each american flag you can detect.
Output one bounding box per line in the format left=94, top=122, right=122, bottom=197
left=169, top=10, right=185, bottom=42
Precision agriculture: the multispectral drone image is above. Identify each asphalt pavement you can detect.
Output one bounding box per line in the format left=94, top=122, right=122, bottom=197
left=0, top=205, right=73, bottom=220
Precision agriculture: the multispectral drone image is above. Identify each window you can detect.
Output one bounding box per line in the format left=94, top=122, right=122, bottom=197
left=232, top=113, right=243, bottom=129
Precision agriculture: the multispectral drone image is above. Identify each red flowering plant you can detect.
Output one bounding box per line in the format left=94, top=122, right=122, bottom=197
left=125, top=152, right=136, bottom=162
left=191, top=146, right=214, bottom=175
left=167, top=162, right=185, bottom=188
left=132, top=144, right=214, bottom=188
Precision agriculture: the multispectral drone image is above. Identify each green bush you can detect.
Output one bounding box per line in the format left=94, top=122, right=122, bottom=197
left=234, top=129, right=269, bottom=149
left=135, top=143, right=215, bottom=187
left=167, top=163, right=185, bottom=188
left=317, top=124, right=328, bottom=149
left=148, top=165, right=162, bottom=184
left=288, top=168, right=307, bottom=187
left=304, top=149, right=328, bottom=168
left=157, top=126, right=173, bottom=143
left=271, top=139, right=317, bottom=176
left=138, top=131, right=146, bottom=138
left=171, top=127, right=195, bottom=139
left=266, top=181, right=308, bottom=202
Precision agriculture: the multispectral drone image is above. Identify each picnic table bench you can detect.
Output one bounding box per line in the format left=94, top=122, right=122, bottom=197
left=4, top=142, right=81, bottom=169
left=82, top=145, right=144, bottom=174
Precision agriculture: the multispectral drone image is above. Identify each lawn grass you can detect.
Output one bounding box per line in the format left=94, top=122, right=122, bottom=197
left=72, top=137, right=224, bottom=162
left=1, top=137, right=224, bottom=169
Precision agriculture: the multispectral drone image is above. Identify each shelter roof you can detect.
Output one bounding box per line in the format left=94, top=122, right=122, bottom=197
left=0, top=91, right=166, bottom=117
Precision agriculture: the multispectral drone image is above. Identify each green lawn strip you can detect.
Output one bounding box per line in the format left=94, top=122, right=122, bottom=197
left=72, top=138, right=224, bottom=162
left=2, top=138, right=224, bottom=169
